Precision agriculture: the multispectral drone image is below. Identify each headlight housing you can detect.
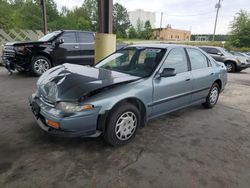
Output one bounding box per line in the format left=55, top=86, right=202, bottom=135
left=56, top=102, right=94, bottom=113
left=14, top=46, right=25, bottom=52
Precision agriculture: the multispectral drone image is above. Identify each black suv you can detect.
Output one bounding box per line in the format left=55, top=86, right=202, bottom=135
left=2, top=30, right=95, bottom=76
left=199, top=46, right=249, bottom=72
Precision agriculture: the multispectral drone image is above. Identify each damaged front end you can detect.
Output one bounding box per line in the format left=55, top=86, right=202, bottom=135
left=29, top=63, right=140, bottom=137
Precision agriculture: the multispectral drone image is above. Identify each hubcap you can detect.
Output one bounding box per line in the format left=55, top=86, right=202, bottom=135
left=115, top=111, right=137, bottom=141
left=34, top=59, right=50, bottom=75
left=226, top=64, right=232, bottom=72
left=210, top=87, right=218, bottom=105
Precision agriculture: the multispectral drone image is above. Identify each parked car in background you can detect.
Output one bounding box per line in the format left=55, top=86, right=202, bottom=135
left=199, top=46, right=249, bottom=72
left=29, top=44, right=227, bottom=146
left=2, top=30, right=96, bottom=76
left=245, top=52, right=250, bottom=57
left=231, top=51, right=250, bottom=64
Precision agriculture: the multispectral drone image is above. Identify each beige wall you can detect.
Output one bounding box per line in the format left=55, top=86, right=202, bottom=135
left=154, top=28, right=191, bottom=41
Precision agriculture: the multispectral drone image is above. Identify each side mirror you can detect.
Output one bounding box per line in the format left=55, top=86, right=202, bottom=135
left=160, top=68, right=176, bottom=77
left=217, top=52, right=223, bottom=56
left=55, top=38, right=64, bottom=45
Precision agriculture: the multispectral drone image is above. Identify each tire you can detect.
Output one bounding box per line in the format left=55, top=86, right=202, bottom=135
left=30, top=56, right=51, bottom=76
left=202, top=83, right=220, bottom=109
left=225, top=62, right=235, bottom=73
left=103, top=103, right=141, bottom=146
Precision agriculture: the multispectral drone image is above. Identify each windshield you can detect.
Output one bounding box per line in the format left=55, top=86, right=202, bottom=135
left=95, top=47, right=166, bottom=77
left=219, top=47, right=233, bottom=56
left=38, top=31, right=61, bottom=41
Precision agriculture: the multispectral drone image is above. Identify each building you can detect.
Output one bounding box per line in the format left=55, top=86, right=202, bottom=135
left=153, top=25, right=191, bottom=41
left=128, top=9, right=156, bottom=28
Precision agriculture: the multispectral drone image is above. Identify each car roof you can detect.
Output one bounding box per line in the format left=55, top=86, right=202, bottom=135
left=128, top=43, right=199, bottom=49
left=59, top=30, right=93, bottom=33
left=199, top=46, right=220, bottom=49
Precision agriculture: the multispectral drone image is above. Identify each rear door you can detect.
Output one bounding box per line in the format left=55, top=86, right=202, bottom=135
left=186, top=48, right=214, bottom=102
left=77, top=32, right=95, bottom=66
left=55, top=32, right=80, bottom=64
left=152, top=47, right=193, bottom=117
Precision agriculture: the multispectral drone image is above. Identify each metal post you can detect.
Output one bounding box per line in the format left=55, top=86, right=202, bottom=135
left=95, top=0, right=116, bottom=63
left=41, top=0, right=48, bottom=34
left=98, top=0, right=113, bottom=33
left=213, top=0, right=221, bottom=41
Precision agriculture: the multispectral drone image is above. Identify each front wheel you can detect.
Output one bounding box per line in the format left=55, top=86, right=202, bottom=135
left=202, top=83, right=220, bottom=109
left=30, top=56, right=51, bottom=76
left=103, top=103, right=141, bottom=146
left=225, top=62, right=235, bottom=73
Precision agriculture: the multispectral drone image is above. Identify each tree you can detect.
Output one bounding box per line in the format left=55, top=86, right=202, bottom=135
left=229, top=10, right=250, bottom=47
left=83, top=0, right=97, bottom=31
left=0, top=0, right=15, bottom=29
left=128, top=26, right=137, bottom=39
left=113, top=3, right=130, bottom=38
left=12, top=0, right=42, bottom=30
left=136, top=18, right=144, bottom=38
left=56, top=6, right=91, bottom=30
left=142, top=20, right=153, bottom=40
left=46, top=0, right=61, bottom=30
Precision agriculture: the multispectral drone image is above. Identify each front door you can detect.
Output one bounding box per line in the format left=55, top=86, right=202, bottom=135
left=54, top=32, right=81, bottom=65
left=152, top=47, right=193, bottom=117
left=209, top=48, right=224, bottom=62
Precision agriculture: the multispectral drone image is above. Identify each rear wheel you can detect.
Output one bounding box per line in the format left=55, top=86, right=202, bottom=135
left=202, top=83, right=220, bottom=109
left=30, top=56, right=51, bottom=76
left=103, top=103, right=141, bottom=146
left=225, top=62, right=235, bottom=73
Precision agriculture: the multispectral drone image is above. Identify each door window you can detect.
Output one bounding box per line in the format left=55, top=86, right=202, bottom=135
left=59, top=32, right=77, bottom=43
left=78, top=32, right=94, bottom=43
left=209, top=48, right=220, bottom=54
left=163, top=48, right=188, bottom=74
left=187, top=48, right=208, bottom=70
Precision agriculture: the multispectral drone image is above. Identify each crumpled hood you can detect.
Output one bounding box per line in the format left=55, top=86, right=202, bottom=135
left=37, top=63, right=139, bottom=102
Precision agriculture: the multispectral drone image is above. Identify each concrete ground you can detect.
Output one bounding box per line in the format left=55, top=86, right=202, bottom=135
left=0, top=67, right=250, bottom=188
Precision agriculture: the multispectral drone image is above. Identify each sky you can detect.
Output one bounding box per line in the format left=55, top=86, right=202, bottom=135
left=54, top=0, right=250, bottom=34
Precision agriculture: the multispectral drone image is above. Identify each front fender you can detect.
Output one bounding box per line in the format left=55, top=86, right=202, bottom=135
left=82, top=79, right=153, bottom=116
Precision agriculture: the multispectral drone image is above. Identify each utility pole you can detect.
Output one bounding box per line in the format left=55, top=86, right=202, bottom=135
left=40, top=0, right=48, bottom=34
left=159, top=12, right=163, bottom=39
left=213, top=0, right=222, bottom=41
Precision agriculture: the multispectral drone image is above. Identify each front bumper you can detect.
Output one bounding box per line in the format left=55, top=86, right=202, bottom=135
left=238, top=63, right=249, bottom=69
left=2, top=52, right=30, bottom=72
left=29, top=94, right=102, bottom=137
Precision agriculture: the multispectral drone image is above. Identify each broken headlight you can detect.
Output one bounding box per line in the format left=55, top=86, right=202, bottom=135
left=56, top=102, right=94, bottom=113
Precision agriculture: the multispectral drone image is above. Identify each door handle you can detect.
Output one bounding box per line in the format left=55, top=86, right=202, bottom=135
left=185, top=78, right=191, bottom=81
left=74, top=46, right=79, bottom=49
left=210, top=73, right=214, bottom=75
